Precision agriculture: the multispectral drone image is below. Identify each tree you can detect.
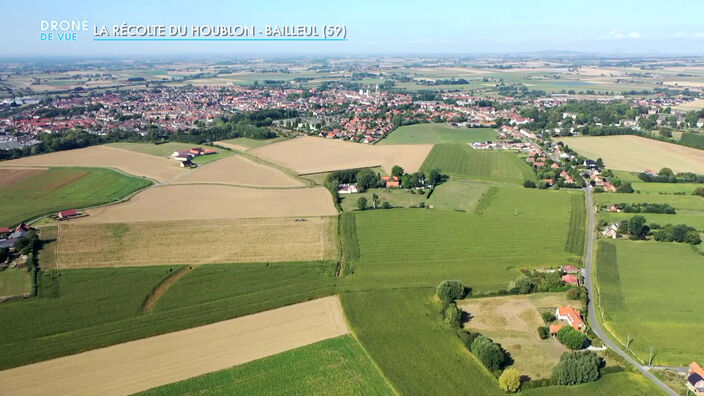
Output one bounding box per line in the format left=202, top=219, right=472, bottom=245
left=371, top=193, right=380, bottom=209
left=537, top=326, right=549, bottom=340
left=552, top=351, right=602, bottom=385
left=471, top=335, right=506, bottom=371
left=381, top=201, right=391, bottom=209
left=499, top=368, right=522, bottom=392
left=628, top=215, right=648, bottom=239
left=401, top=173, right=412, bottom=189
left=356, top=168, right=380, bottom=191
left=436, top=280, right=465, bottom=301
left=427, top=167, right=442, bottom=185
left=694, top=187, right=704, bottom=198
left=556, top=326, right=587, bottom=350
left=617, top=182, right=634, bottom=193
left=391, top=165, right=404, bottom=178
left=443, top=302, right=462, bottom=328
left=510, top=275, right=534, bottom=294
left=523, top=180, right=536, bottom=188
left=357, top=196, right=368, bottom=211
left=14, top=230, right=39, bottom=256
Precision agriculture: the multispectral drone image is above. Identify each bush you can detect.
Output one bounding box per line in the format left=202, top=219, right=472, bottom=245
left=457, top=330, right=480, bottom=349
left=443, top=301, right=462, bottom=328
left=510, top=275, right=534, bottom=294
left=436, top=280, right=466, bottom=302
left=523, top=180, right=536, bottom=188
left=695, top=187, right=704, bottom=198
left=566, top=286, right=587, bottom=301
left=356, top=196, right=368, bottom=211
left=381, top=201, right=392, bottom=209
left=541, top=311, right=556, bottom=323
left=499, top=368, right=522, bottom=392
left=556, top=326, right=587, bottom=350
left=552, top=351, right=602, bottom=385
left=471, top=335, right=506, bottom=371
left=537, top=326, right=549, bottom=340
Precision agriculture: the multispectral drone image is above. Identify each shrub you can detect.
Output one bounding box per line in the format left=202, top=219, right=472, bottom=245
left=541, top=311, right=556, bottom=323
left=523, top=180, right=536, bottom=188
left=436, top=280, right=465, bottom=302
left=694, top=187, right=704, bottom=198
left=443, top=301, right=462, bottom=328
left=457, top=330, right=480, bottom=349
left=356, top=196, right=368, bottom=211
left=510, top=275, right=535, bottom=294
left=552, top=351, right=602, bottom=385
left=381, top=201, right=392, bottom=209
left=471, top=335, right=506, bottom=371
left=499, top=368, right=522, bottom=392
left=556, top=326, right=587, bottom=350
left=537, top=326, right=549, bottom=340
left=566, top=286, right=587, bottom=301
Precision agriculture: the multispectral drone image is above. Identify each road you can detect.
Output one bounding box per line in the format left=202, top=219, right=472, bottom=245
left=583, top=187, right=679, bottom=396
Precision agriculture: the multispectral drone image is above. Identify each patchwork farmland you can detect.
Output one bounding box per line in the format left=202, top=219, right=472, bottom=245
left=379, top=123, right=497, bottom=144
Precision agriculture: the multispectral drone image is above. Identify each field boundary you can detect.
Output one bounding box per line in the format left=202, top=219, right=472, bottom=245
left=142, top=265, right=194, bottom=312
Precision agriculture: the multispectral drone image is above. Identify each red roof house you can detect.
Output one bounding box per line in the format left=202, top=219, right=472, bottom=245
left=0, top=227, right=10, bottom=234
left=58, top=209, right=79, bottom=219
left=555, top=306, right=586, bottom=332
left=562, top=274, right=579, bottom=286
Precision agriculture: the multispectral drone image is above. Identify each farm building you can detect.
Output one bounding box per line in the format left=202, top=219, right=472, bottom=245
left=687, top=362, right=704, bottom=395
left=0, top=226, right=10, bottom=235
left=561, top=265, right=579, bottom=274
left=555, top=306, right=586, bottom=332
left=549, top=324, right=564, bottom=336
left=338, top=184, right=360, bottom=194
left=0, top=224, right=34, bottom=249
left=58, top=209, right=80, bottom=220
left=562, top=274, right=579, bottom=286
left=382, top=175, right=400, bottom=188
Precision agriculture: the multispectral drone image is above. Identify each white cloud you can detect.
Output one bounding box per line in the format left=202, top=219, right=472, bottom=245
left=694, top=32, right=704, bottom=39
left=672, top=32, right=688, bottom=38
left=604, top=30, right=624, bottom=39
left=627, top=32, right=641, bottom=39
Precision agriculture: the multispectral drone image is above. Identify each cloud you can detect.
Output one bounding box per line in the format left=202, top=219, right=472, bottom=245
left=672, top=32, right=688, bottom=38
left=601, top=31, right=641, bottom=40
left=604, top=30, right=624, bottom=39
left=694, top=32, right=704, bottom=39
left=627, top=32, right=641, bottom=39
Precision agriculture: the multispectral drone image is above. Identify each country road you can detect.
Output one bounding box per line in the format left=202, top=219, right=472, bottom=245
left=583, top=187, right=678, bottom=396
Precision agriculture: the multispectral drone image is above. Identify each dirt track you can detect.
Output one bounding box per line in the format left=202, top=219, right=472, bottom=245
left=75, top=184, right=336, bottom=223
left=0, top=296, right=349, bottom=396
left=0, top=168, right=47, bottom=187
left=0, top=146, right=184, bottom=183
left=174, top=154, right=303, bottom=187
left=250, top=135, right=433, bottom=174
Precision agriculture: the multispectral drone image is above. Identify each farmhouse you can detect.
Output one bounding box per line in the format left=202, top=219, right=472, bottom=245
left=58, top=209, right=80, bottom=220
left=338, top=183, right=360, bottom=194
left=382, top=175, right=400, bottom=188
left=0, top=223, right=34, bottom=249
left=687, top=362, right=704, bottom=395
left=555, top=306, right=586, bottom=332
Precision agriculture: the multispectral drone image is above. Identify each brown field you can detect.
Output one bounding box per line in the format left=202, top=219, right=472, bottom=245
left=0, top=168, right=46, bottom=187
left=46, top=216, right=338, bottom=269
left=557, top=135, right=704, bottom=173
left=459, top=293, right=578, bottom=380
left=0, top=296, right=349, bottom=396
left=74, top=184, right=336, bottom=223
left=673, top=98, right=704, bottom=111
left=250, top=135, right=433, bottom=174
left=215, top=140, right=249, bottom=151
left=173, top=154, right=304, bottom=187
left=0, top=145, right=184, bottom=183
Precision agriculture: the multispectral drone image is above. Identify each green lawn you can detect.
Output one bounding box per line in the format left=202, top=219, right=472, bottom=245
left=426, top=180, right=490, bottom=211
left=596, top=240, right=704, bottom=365
left=599, top=211, right=704, bottom=231
left=611, top=170, right=704, bottom=195
left=0, top=269, right=32, bottom=297
left=138, top=335, right=394, bottom=396
left=379, top=123, right=497, bottom=144
left=0, top=167, right=151, bottom=226
left=421, top=143, right=536, bottom=185
left=342, top=186, right=581, bottom=292
left=522, top=372, right=665, bottom=395
left=0, top=261, right=338, bottom=369
left=339, top=187, right=428, bottom=211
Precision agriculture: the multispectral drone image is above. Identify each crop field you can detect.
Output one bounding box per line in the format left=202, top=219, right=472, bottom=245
left=420, top=143, right=536, bottom=184
left=596, top=240, right=704, bottom=365
left=0, top=167, right=151, bottom=226
left=250, top=135, right=433, bottom=174
left=557, top=135, right=704, bottom=173
left=0, top=145, right=186, bottom=182
left=47, top=217, right=338, bottom=268
left=426, top=180, right=491, bottom=211
left=107, top=142, right=221, bottom=158
left=0, top=168, right=46, bottom=187
left=343, top=187, right=581, bottom=292
left=0, top=269, right=31, bottom=297
left=680, top=132, right=704, bottom=150
left=76, top=184, right=336, bottom=223
left=172, top=154, right=304, bottom=187
left=138, top=335, right=393, bottom=396
left=215, top=137, right=283, bottom=151
left=566, top=194, right=587, bottom=256
left=0, top=261, right=338, bottom=369
left=672, top=98, right=704, bottom=111
left=0, top=297, right=348, bottom=396
left=459, top=293, right=575, bottom=379
left=379, top=123, right=497, bottom=145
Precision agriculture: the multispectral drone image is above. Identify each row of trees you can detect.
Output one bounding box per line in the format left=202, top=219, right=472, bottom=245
left=604, top=202, right=676, bottom=214
left=637, top=168, right=704, bottom=184
left=617, top=215, right=701, bottom=244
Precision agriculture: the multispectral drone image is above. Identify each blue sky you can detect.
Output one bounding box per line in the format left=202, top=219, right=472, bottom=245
left=2, top=0, right=704, bottom=57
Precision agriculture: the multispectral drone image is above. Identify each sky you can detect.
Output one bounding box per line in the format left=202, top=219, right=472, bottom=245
left=2, top=0, right=704, bottom=57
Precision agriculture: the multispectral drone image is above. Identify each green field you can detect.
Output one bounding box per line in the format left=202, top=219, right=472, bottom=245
left=566, top=194, right=587, bottom=256
left=342, top=186, right=581, bottom=292
left=596, top=240, right=704, bottom=365
left=599, top=211, right=704, bottom=231
left=0, top=261, right=338, bottom=369
left=379, top=123, right=497, bottom=144
left=0, top=167, right=151, bottom=226
left=339, top=187, right=427, bottom=211
left=426, top=180, right=490, bottom=211
left=0, top=269, right=32, bottom=297
left=421, top=143, right=536, bottom=184
left=595, top=192, right=704, bottom=211
left=138, top=335, right=394, bottom=396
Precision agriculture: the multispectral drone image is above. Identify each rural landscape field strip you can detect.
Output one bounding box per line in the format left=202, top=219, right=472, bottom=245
left=50, top=216, right=338, bottom=268
left=138, top=335, right=395, bottom=396
left=565, top=194, right=587, bottom=256
left=0, top=167, right=151, bottom=226
left=74, top=184, right=337, bottom=223
left=0, top=296, right=349, bottom=396
left=379, top=123, right=497, bottom=144
left=172, top=154, right=304, bottom=187
left=0, top=168, right=46, bottom=187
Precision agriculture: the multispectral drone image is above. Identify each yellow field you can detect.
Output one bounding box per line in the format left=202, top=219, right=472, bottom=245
left=0, top=296, right=349, bottom=396
left=250, top=135, right=433, bottom=174
left=74, top=184, right=336, bottom=223
left=173, top=154, right=304, bottom=187
left=558, top=135, right=704, bottom=173
left=673, top=98, right=704, bottom=111
left=45, top=216, right=337, bottom=268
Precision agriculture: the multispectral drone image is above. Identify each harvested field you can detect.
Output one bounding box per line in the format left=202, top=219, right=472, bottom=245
left=0, top=145, right=184, bottom=182
left=0, top=168, right=46, bottom=187
left=75, top=184, right=337, bottom=223
left=250, top=135, right=433, bottom=174
left=0, top=296, right=349, bottom=396
left=557, top=135, right=704, bottom=173
left=215, top=137, right=282, bottom=151
left=49, top=217, right=338, bottom=268
left=173, top=154, right=303, bottom=187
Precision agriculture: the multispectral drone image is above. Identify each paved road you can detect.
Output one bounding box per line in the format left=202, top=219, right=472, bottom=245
left=583, top=187, right=678, bottom=396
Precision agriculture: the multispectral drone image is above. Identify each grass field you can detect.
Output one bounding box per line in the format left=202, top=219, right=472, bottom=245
left=557, top=135, right=704, bottom=173
left=566, top=194, right=587, bottom=256
left=426, top=180, right=490, bottom=211
left=44, top=217, right=338, bottom=268
left=138, top=335, right=394, bottom=396
left=0, top=167, right=151, bottom=226
left=340, top=187, right=427, bottom=211
left=0, top=269, right=32, bottom=297
left=0, top=261, right=338, bottom=369
left=596, top=240, right=704, bottom=365
left=596, top=191, right=704, bottom=230
left=421, top=143, right=536, bottom=184
left=379, top=123, right=497, bottom=145
left=599, top=211, right=704, bottom=231
left=342, top=186, right=581, bottom=292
